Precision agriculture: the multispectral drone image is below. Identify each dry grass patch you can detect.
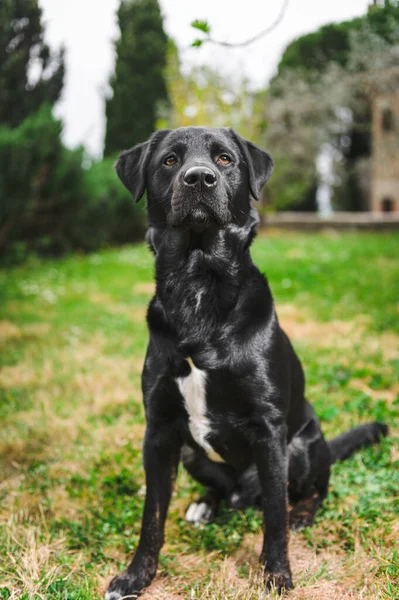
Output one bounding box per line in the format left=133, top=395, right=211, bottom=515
left=73, top=358, right=138, bottom=403
left=278, top=304, right=399, bottom=362
left=278, top=304, right=357, bottom=349
left=133, top=282, right=155, bottom=295
left=140, top=554, right=219, bottom=600
left=89, top=291, right=148, bottom=322
left=138, top=532, right=390, bottom=600
left=0, top=320, right=51, bottom=345
left=0, top=320, right=21, bottom=343
left=1, top=520, right=66, bottom=600
left=349, top=379, right=399, bottom=403
left=0, top=362, right=38, bottom=388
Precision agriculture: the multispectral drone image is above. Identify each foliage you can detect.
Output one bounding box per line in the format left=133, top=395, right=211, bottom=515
left=83, top=156, right=146, bottom=247
left=191, top=19, right=211, bottom=47
left=190, top=0, right=290, bottom=50
left=277, top=1, right=399, bottom=76
left=0, top=233, right=398, bottom=598
left=0, top=106, right=145, bottom=262
left=267, top=155, right=318, bottom=212
left=268, top=1, right=399, bottom=211
left=266, top=22, right=399, bottom=211
left=0, top=104, right=86, bottom=256
left=104, top=0, right=169, bottom=156
left=160, top=41, right=267, bottom=148
left=0, top=0, right=65, bottom=128
left=0, top=1, right=146, bottom=262
left=191, top=19, right=211, bottom=34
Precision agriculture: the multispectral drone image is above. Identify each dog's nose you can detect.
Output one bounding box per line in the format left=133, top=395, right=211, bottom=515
left=184, top=166, right=217, bottom=188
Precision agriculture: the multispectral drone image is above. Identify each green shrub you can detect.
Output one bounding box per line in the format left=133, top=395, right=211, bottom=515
left=0, top=104, right=86, bottom=257
left=0, top=105, right=145, bottom=262
left=83, top=156, right=146, bottom=248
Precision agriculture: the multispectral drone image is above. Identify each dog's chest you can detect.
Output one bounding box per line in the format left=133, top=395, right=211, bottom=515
left=176, top=359, right=224, bottom=463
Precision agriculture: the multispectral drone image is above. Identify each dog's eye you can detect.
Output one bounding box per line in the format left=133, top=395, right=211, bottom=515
left=164, top=155, right=177, bottom=166
left=217, top=154, right=231, bottom=166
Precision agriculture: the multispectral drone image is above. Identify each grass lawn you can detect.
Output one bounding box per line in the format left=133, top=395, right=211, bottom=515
left=0, top=231, right=398, bottom=600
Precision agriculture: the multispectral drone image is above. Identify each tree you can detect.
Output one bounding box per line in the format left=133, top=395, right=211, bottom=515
left=104, top=0, right=169, bottom=156
left=0, top=0, right=65, bottom=128
left=276, top=0, right=399, bottom=76
left=267, top=1, right=399, bottom=211
left=265, top=26, right=399, bottom=211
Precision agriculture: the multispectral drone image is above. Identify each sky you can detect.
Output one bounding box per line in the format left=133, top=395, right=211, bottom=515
left=39, top=0, right=372, bottom=157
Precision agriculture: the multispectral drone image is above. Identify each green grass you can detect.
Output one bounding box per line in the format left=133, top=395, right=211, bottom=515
left=0, top=232, right=398, bottom=599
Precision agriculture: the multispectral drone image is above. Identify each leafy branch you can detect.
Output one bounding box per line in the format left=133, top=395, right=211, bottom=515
left=191, top=0, right=289, bottom=48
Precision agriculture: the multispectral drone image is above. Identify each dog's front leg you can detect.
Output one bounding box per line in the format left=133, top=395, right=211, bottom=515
left=254, top=421, right=293, bottom=594
left=106, top=424, right=181, bottom=599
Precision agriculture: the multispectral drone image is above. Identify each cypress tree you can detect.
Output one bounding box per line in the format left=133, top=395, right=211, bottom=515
left=0, top=0, right=65, bottom=128
left=104, top=0, right=169, bottom=156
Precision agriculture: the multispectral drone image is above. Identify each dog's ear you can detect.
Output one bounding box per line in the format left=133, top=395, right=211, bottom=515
left=229, top=129, right=273, bottom=201
left=115, top=142, right=148, bottom=203
left=115, top=129, right=171, bottom=203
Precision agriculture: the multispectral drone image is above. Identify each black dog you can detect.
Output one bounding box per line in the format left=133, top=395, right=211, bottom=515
left=105, top=127, right=387, bottom=598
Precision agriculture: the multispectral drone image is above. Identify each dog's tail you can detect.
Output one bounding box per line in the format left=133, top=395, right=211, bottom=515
left=328, top=422, right=388, bottom=464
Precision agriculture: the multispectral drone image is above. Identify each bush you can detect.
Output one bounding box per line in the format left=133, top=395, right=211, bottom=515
left=83, top=157, right=146, bottom=248
left=0, top=105, right=145, bottom=262
left=0, top=104, right=86, bottom=256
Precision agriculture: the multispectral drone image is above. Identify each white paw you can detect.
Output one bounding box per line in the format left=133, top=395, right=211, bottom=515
left=105, top=592, right=123, bottom=600
left=185, top=501, right=214, bottom=524
left=229, top=491, right=241, bottom=507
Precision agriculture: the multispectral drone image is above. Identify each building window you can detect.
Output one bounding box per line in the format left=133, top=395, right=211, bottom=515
left=381, top=108, right=394, bottom=132
left=381, top=198, right=394, bottom=213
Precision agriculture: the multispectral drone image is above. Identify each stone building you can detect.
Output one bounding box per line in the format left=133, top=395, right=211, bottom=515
left=371, top=91, right=399, bottom=213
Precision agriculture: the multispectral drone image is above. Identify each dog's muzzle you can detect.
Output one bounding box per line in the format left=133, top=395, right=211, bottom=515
left=169, top=166, right=230, bottom=232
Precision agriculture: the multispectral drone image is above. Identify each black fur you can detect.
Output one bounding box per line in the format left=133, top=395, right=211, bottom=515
left=105, top=127, right=388, bottom=599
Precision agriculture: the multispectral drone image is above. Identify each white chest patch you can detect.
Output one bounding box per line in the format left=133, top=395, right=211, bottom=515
left=176, top=359, right=224, bottom=463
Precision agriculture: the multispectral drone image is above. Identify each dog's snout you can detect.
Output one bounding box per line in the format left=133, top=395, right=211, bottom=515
left=184, top=166, right=217, bottom=189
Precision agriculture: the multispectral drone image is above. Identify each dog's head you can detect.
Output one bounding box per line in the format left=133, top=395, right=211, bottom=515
left=115, top=127, right=273, bottom=232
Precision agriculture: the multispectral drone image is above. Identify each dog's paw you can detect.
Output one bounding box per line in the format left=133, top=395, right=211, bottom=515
left=265, top=571, right=294, bottom=594
left=289, top=509, right=314, bottom=531
left=185, top=501, right=214, bottom=524
left=105, top=572, right=140, bottom=600
left=289, top=494, right=319, bottom=531
left=105, top=592, right=126, bottom=600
